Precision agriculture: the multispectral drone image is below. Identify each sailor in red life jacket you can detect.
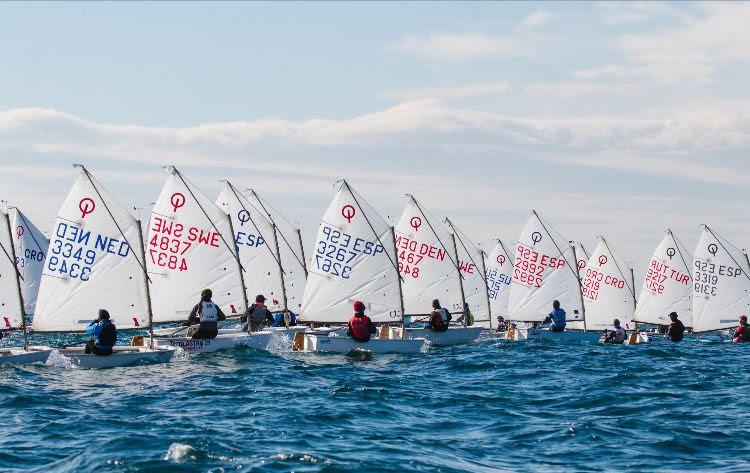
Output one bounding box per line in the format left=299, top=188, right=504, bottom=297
left=732, top=315, right=750, bottom=343
left=427, top=299, right=450, bottom=332
left=347, top=301, right=376, bottom=343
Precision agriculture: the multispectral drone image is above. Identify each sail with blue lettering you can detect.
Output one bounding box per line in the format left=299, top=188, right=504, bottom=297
left=244, top=189, right=306, bottom=312
left=0, top=211, right=24, bottom=330
left=33, top=168, right=148, bottom=331
left=691, top=226, right=750, bottom=333
left=508, top=211, right=583, bottom=323
left=9, top=207, right=49, bottom=314
left=580, top=237, right=635, bottom=330
left=634, top=230, right=692, bottom=327
left=444, top=218, right=490, bottom=325
left=148, top=168, right=245, bottom=323
left=396, top=197, right=463, bottom=316
left=216, top=182, right=284, bottom=312
left=300, top=181, right=401, bottom=323
left=485, top=239, right=513, bottom=320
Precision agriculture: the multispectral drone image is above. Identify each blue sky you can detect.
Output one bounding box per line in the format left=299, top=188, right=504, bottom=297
left=1, top=1, right=748, bottom=278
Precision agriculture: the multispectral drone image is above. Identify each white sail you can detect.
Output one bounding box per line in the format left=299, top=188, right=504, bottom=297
left=508, top=212, right=583, bottom=323
left=572, top=241, right=589, bottom=279
left=216, top=183, right=285, bottom=312
left=396, top=197, right=463, bottom=316
left=580, top=237, right=636, bottom=330
left=445, top=219, right=490, bottom=324
left=0, top=212, right=24, bottom=330
left=692, top=226, right=750, bottom=333
left=244, top=189, right=306, bottom=312
left=33, top=169, right=148, bottom=331
left=300, top=181, right=401, bottom=324
left=485, top=240, right=513, bottom=319
left=9, top=208, right=49, bottom=314
left=147, top=169, right=245, bottom=323
left=634, top=231, right=692, bottom=327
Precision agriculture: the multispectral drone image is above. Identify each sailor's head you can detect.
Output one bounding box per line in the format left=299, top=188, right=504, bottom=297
left=98, top=309, right=110, bottom=321
left=353, top=301, right=365, bottom=313
left=741, top=315, right=748, bottom=324
left=613, top=318, right=621, bottom=327
left=255, top=295, right=266, bottom=304
left=201, top=289, right=212, bottom=301
left=497, top=316, right=505, bottom=322
left=552, top=300, right=560, bottom=310
left=432, top=299, right=441, bottom=309
left=669, top=312, right=678, bottom=322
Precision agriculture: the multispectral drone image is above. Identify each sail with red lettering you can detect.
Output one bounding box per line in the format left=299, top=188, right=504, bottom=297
left=396, top=197, right=463, bottom=316
left=9, top=207, right=49, bottom=314
left=148, top=168, right=245, bottom=323
left=580, top=237, right=636, bottom=330
left=444, top=218, right=490, bottom=325
left=634, top=230, right=692, bottom=327
left=0, top=211, right=24, bottom=330
left=33, top=168, right=148, bottom=331
left=572, top=241, right=589, bottom=279
left=485, top=240, right=513, bottom=320
left=692, top=226, right=750, bottom=333
left=508, top=211, right=583, bottom=323
left=216, top=183, right=285, bottom=312
left=244, top=189, right=306, bottom=312
left=300, top=181, right=401, bottom=323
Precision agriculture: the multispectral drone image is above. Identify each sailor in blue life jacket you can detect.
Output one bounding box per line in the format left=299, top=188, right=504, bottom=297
left=427, top=299, right=451, bottom=332
left=604, top=319, right=626, bottom=344
left=272, top=310, right=298, bottom=327
left=544, top=300, right=566, bottom=332
left=188, top=289, right=226, bottom=339
left=84, top=309, right=117, bottom=356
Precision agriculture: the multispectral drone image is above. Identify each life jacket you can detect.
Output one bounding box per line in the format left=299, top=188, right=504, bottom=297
left=611, top=326, right=626, bottom=344
left=199, top=301, right=218, bottom=324
left=438, top=308, right=450, bottom=323
left=431, top=310, right=449, bottom=332
left=97, top=321, right=117, bottom=348
left=735, top=324, right=750, bottom=342
left=349, top=314, right=372, bottom=342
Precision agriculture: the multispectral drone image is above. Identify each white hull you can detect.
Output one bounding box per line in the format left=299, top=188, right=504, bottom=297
left=497, top=327, right=529, bottom=341
left=0, top=346, right=53, bottom=365
left=154, top=327, right=307, bottom=353
left=527, top=328, right=602, bottom=342
left=598, top=332, right=651, bottom=345
left=57, top=346, right=176, bottom=369
left=294, top=333, right=425, bottom=354
left=391, top=326, right=483, bottom=346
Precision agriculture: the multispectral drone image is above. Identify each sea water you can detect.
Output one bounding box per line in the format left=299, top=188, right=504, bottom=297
left=1, top=332, right=749, bottom=472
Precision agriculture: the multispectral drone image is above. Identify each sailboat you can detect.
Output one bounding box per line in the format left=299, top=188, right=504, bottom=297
left=32, top=166, right=175, bottom=368
left=392, top=196, right=482, bottom=345
left=8, top=207, right=49, bottom=315
left=294, top=181, right=425, bottom=354
left=0, top=209, right=52, bottom=364
left=147, top=168, right=258, bottom=354
left=485, top=239, right=513, bottom=324
left=507, top=211, right=594, bottom=340
left=691, top=225, right=750, bottom=335
left=634, top=230, right=692, bottom=332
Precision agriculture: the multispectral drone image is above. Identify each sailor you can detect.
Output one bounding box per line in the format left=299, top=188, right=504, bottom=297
left=665, top=312, right=685, bottom=342
left=427, top=299, right=450, bottom=332
left=188, top=289, right=226, bottom=339
left=272, top=310, right=298, bottom=327
left=496, top=316, right=510, bottom=332
left=84, top=309, right=117, bottom=356
left=456, top=303, right=474, bottom=326
left=347, top=301, right=376, bottom=342
left=245, top=295, right=275, bottom=331
left=604, top=319, right=626, bottom=344
left=732, top=315, right=750, bottom=343
left=544, top=300, right=566, bottom=332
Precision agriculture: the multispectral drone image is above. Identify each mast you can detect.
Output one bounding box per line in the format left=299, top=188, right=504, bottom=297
left=479, top=249, right=493, bottom=329
left=4, top=212, right=28, bottom=350
left=389, top=226, right=406, bottom=336
left=570, top=242, right=587, bottom=331
left=136, top=219, right=155, bottom=349
left=450, top=233, right=468, bottom=326
left=271, top=223, right=289, bottom=312
left=296, top=228, right=308, bottom=278
left=226, top=214, right=250, bottom=326
left=445, top=217, right=491, bottom=327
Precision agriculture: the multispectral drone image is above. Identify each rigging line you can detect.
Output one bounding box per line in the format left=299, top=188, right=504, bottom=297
left=600, top=236, right=636, bottom=298
left=13, top=208, right=46, bottom=255
left=446, top=218, right=488, bottom=285
left=497, top=239, right=513, bottom=262
left=246, top=189, right=306, bottom=271
left=669, top=229, right=694, bottom=282
left=78, top=165, right=151, bottom=283
left=533, top=211, right=579, bottom=281
left=226, top=182, right=284, bottom=273
left=704, top=225, right=750, bottom=283
left=343, top=181, right=403, bottom=282
left=409, top=195, right=463, bottom=279
left=171, top=167, right=244, bottom=272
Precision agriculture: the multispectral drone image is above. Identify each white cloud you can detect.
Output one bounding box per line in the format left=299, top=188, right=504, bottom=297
left=379, top=81, right=510, bottom=102
left=524, top=81, right=638, bottom=98
left=518, top=9, right=556, bottom=29
left=394, top=33, right=529, bottom=61
left=571, top=65, right=629, bottom=80
left=597, top=1, right=684, bottom=26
